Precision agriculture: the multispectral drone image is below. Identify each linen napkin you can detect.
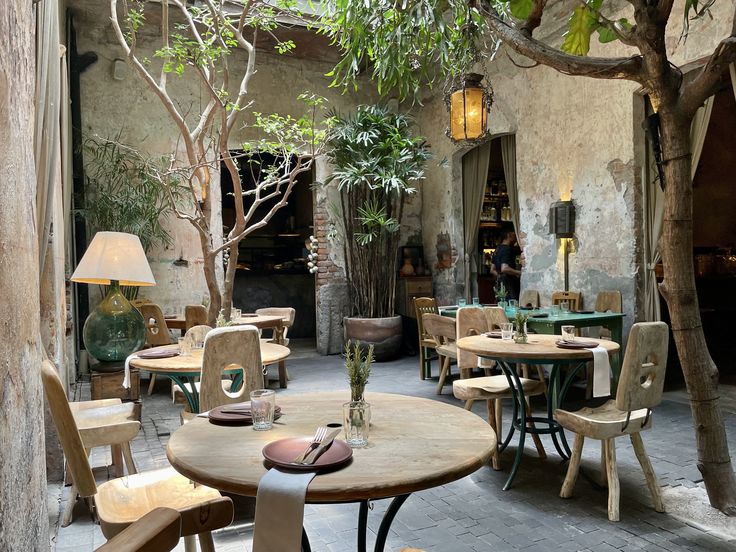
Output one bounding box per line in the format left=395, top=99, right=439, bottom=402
left=252, top=467, right=317, bottom=552
left=587, top=345, right=611, bottom=397
left=122, top=354, right=139, bottom=389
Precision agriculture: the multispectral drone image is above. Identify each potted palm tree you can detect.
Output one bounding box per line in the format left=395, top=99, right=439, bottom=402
left=325, top=105, right=430, bottom=360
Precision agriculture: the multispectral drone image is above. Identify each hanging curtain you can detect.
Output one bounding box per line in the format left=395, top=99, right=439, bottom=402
left=462, top=143, right=491, bottom=300
left=35, top=0, right=62, bottom=274
left=689, top=96, right=714, bottom=180
left=500, top=135, right=520, bottom=242
left=730, top=63, right=736, bottom=103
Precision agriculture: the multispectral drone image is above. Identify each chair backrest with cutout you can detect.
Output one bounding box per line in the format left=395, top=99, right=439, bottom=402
left=519, top=289, right=540, bottom=308
left=40, top=360, right=98, bottom=498
left=199, top=326, right=264, bottom=412
left=595, top=291, right=622, bottom=313
left=255, top=307, right=296, bottom=342
left=615, top=322, right=669, bottom=412
left=183, top=325, right=212, bottom=348
left=457, top=308, right=489, bottom=370
left=483, top=306, right=509, bottom=330
left=184, top=305, right=208, bottom=331
left=139, top=303, right=173, bottom=347
left=551, top=291, right=582, bottom=311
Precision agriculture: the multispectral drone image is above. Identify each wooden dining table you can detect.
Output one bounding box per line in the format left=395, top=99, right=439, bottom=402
left=164, top=314, right=286, bottom=343
left=456, top=334, right=619, bottom=489
left=129, top=342, right=291, bottom=412
left=167, top=391, right=496, bottom=552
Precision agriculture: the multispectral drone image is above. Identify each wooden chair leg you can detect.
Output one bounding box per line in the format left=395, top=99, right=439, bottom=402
left=523, top=395, right=546, bottom=459
left=419, top=346, right=426, bottom=380
left=460, top=367, right=471, bottom=379
left=486, top=399, right=502, bottom=470
left=183, top=535, right=197, bottom=552
left=199, top=532, right=216, bottom=552
left=435, top=355, right=451, bottom=395
left=600, top=440, right=608, bottom=487
left=121, top=442, right=137, bottom=475
left=147, top=373, right=157, bottom=396
left=463, top=399, right=473, bottom=411
left=61, top=484, right=78, bottom=527
left=495, top=399, right=503, bottom=444
left=604, top=438, right=620, bottom=521
left=560, top=433, right=584, bottom=498
left=630, top=433, right=665, bottom=512
left=535, top=365, right=548, bottom=397
left=111, top=444, right=124, bottom=478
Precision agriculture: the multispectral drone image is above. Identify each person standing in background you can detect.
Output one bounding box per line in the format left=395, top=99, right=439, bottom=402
left=492, top=230, right=521, bottom=300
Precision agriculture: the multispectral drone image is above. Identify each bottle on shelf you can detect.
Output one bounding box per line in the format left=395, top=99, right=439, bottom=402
left=489, top=205, right=497, bottom=221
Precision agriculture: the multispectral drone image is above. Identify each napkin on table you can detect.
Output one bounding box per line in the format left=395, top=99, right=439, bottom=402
left=122, top=354, right=139, bottom=389
left=587, top=345, right=611, bottom=398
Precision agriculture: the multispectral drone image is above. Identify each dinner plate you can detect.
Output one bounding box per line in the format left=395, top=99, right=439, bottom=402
left=262, top=436, right=352, bottom=471
left=485, top=331, right=502, bottom=339
left=138, top=349, right=179, bottom=359
left=555, top=340, right=600, bottom=349
left=241, top=313, right=259, bottom=318
left=208, top=403, right=282, bottom=426
left=574, top=310, right=595, bottom=315
left=530, top=313, right=549, bottom=318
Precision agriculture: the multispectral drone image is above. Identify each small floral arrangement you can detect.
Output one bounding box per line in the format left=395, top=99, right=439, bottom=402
left=495, top=281, right=508, bottom=303
left=344, top=340, right=374, bottom=402
left=215, top=309, right=234, bottom=328
left=513, top=311, right=529, bottom=343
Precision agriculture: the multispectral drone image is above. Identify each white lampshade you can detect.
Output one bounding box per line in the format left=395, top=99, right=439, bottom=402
left=71, top=231, right=156, bottom=286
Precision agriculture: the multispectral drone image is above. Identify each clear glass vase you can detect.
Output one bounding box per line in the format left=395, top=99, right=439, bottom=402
left=343, top=401, right=371, bottom=448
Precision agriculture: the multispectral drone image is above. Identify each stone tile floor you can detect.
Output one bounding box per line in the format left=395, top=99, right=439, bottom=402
left=50, top=341, right=736, bottom=551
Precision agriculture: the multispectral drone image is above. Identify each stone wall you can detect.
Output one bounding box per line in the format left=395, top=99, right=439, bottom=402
left=411, top=1, right=734, bottom=337
left=71, top=2, right=380, bottom=354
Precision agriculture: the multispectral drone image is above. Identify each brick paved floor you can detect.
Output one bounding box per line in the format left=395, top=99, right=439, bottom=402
left=50, top=342, right=736, bottom=551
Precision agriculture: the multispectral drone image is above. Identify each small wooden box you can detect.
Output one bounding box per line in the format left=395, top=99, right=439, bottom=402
left=91, top=368, right=140, bottom=402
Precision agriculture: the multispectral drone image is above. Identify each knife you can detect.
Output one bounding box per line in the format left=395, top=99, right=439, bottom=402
left=300, top=428, right=341, bottom=465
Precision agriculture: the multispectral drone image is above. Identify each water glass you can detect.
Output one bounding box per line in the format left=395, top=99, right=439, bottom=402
left=560, top=300, right=570, bottom=313
left=343, top=401, right=371, bottom=447
left=231, top=308, right=242, bottom=320
left=549, top=305, right=561, bottom=318
left=501, top=323, right=514, bottom=341
left=472, top=297, right=480, bottom=307
left=177, top=337, right=191, bottom=356
left=562, top=325, right=576, bottom=342
left=458, top=298, right=467, bottom=307
left=250, top=389, right=276, bottom=430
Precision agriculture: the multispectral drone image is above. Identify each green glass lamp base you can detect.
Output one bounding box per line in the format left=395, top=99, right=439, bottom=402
left=83, top=281, right=145, bottom=362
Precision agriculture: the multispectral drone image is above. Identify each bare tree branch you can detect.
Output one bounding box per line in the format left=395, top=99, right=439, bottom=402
left=520, top=0, right=547, bottom=37
left=681, top=35, right=736, bottom=118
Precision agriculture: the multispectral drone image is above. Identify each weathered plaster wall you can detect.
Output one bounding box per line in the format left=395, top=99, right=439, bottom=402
left=413, top=0, right=734, bottom=333
left=72, top=3, right=380, bottom=353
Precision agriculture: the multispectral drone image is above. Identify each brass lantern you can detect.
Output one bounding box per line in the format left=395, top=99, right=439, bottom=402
left=445, top=73, right=493, bottom=143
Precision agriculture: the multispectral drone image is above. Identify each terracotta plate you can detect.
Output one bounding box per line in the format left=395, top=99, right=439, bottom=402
left=262, top=437, right=353, bottom=471
left=208, top=404, right=282, bottom=426
left=138, top=349, right=179, bottom=359
left=555, top=340, right=601, bottom=349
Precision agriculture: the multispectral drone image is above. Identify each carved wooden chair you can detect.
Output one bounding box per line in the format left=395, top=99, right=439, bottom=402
left=413, top=297, right=439, bottom=380
left=95, top=508, right=181, bottom=552
left=138, top=303, right=174, bottom=395
left=184, top=305, right=208, bottom=331
left=595, top=291, right=622, bottom=339
left=421, top=313, right=457, bottom=395
left=42, top=360, right=234, bottom=545
left=551, top=290, right=582, bottom=311
left=555, top=322, right=668, bottom=521
left=518, top=289, right=540, bottom=308
left=255, top=307, right=295, bottom=345
left=171, top=325, right=218, bottom=408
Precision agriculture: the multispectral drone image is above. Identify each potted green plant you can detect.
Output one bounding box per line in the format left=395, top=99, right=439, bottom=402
left=325, top=105, right=430, bottom=360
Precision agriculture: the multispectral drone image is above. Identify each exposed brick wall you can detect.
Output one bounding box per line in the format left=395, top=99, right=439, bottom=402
left=313, top=202, right=345, bottom=289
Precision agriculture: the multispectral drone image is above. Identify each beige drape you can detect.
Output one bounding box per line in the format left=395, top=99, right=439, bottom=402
left=689, top=97, right=714, bottom=180
left=500, top=135, right=520, bottom=243
left=462, top=143, right=491, bottom=300
left=730, top=63, right=736, bottom=103
left=35, top=0, right=62, bottom=274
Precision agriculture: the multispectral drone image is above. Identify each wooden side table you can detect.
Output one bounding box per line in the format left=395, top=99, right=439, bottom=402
left=89, top=359, right=141, bottom=402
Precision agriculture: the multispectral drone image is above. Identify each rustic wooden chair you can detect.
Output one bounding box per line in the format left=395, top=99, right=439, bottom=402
left=555, top=322, right=668, bottom=521
left=139, top=303, right=174, bottom=395
left=413, top=297, right=439, bottom=380
left=595, top=291, right=622, bottom=339
left=184, top=305, right=208, bottom=331
left=171, top=325, right=218, bottom=408
left=518, top=289, right=540, bottom=308
left=422, top=313, right=457, bottom=395
left=551, top=290, right=582, bottom=311
left=255, top=307, right=295, bottom=345
left=95, top=508, right=181, bottom=552
left=454, top=307, right=546, bottom=470
left=42, top=360, right=234, bottom=546
left=199, top=325, right=265, bottom=413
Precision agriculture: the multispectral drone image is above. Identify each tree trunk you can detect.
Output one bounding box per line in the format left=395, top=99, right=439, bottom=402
left=657, top=110, right=736, bottom=515
left=0, top=0, right=49, bottom=547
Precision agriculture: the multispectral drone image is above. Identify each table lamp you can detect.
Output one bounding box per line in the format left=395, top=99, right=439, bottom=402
left=71, top=231, right=156, bottom=362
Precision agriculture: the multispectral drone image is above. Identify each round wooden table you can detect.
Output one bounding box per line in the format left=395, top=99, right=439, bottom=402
left=167, top=391, right=496, bottom=552
left=457, top=334, right=619, bottom=489
left=129, top=342, right=290, bottom=412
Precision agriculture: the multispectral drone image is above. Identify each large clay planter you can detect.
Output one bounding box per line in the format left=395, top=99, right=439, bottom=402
left=343, top=316, right=403, bottom=361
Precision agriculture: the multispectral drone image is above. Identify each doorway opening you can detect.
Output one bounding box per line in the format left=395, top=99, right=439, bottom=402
left=220, top=152, right=316, bottom=339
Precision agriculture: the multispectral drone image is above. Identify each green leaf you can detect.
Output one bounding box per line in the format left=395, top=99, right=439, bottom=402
left=597, top=18, right=630, bottom=44
left=561, top=1, right=602, bottom=56
left=508, top=0, right=534, bottom=20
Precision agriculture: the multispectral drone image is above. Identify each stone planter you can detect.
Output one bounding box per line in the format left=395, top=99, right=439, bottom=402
left=343, top=315, right=403, bottom=361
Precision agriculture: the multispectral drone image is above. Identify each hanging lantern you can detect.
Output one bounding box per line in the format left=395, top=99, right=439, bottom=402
left=445, top=73, right=493, bottom=143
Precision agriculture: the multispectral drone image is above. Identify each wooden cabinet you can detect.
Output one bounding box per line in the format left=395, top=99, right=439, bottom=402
left=396, top=276, right=433, bottom=317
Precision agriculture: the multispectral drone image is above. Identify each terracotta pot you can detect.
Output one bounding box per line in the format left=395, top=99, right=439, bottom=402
left=343, top=316, right=403, bottom=361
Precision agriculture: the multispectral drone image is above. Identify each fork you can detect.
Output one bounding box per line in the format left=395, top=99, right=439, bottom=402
left=291, top=426, right=327, bottom=464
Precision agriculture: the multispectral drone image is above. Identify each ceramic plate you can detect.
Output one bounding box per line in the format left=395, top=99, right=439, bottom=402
left=138, top=349, right=179, bottom=359
left=555, top=340, right=600, bottom=349
left=208, top=404, right=282, bottom=426
left=262, top=437, right=352, bottom=471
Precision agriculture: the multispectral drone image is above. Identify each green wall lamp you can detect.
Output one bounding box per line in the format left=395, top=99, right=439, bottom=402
left=71, top=231, right=156, bottom=362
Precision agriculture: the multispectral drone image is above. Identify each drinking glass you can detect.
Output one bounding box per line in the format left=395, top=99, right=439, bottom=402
left=458, top=298, right=467, bottom=307
left=250, top=389, right=276, bottom=430
left=562, top=325, right=576, bottom=342
left=560, top=300, right=570, bottom=313
left=343, top=401, right=371, bottom=447
left=501, top=323, right=514, bottom=341
left=231, top=308, right=242, bottom=320
left=177, top=337, right=191, bottom=356
left=549, top=305, right=561, bottom=318
left=472, top=297, right=480, bottom=307
left=508, top=299, right=518, bottom=312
